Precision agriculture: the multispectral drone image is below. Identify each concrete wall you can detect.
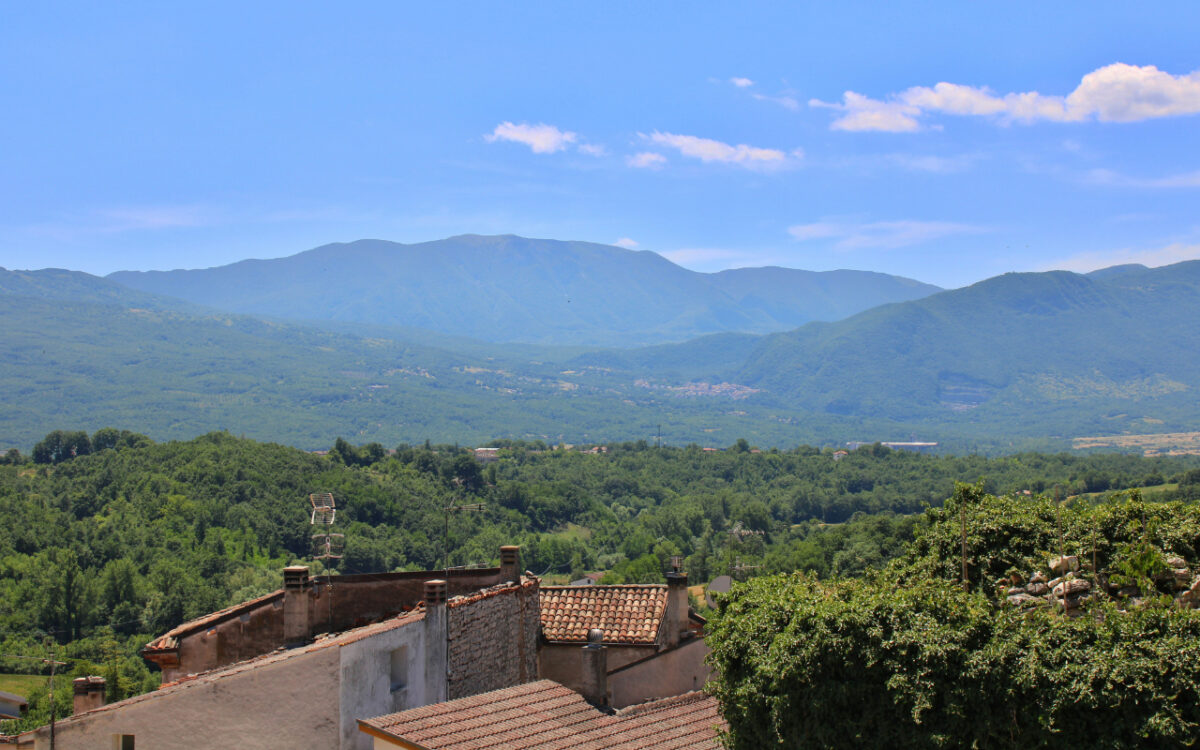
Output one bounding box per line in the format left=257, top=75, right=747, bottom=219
left=33, top=647, right=340, bottom=750
left=538, top=643, right=654, bottom=695
left=606, top=637, right=711, bottom=708
left=315, top=569, right=504, bottom=634
left=446, top=581, right=540, bottom=700
left=164, top=594, right=285, bottom=682
left=337, top=618, right=435, bottom=750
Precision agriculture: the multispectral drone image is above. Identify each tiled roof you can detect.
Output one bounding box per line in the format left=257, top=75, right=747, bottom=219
left=358, top=679, right=723, bottom=750
left=539, top=585, right=667, bottom=645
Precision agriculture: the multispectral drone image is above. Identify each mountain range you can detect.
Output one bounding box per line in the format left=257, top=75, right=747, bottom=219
left=3, top=236, right=1198, bottom=453
left=107, top=235, right=940, bottom=346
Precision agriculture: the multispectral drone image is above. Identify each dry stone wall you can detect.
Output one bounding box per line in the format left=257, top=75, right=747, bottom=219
left=446, top=578, right=540, bottom=700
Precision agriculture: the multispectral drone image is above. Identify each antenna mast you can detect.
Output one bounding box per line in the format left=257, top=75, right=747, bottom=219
left=309, top=493, right=344, bottom=628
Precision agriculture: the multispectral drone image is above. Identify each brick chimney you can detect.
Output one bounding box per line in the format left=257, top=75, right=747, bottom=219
left=72, top=676, right=105, bottom=715
left=499, top=545, right=521, bottom=585
left=664, top=569, right=689, bottom=649
left=579, top=628, right=608, bottom=707
left=283, top=565, right=312, bottom=646
left=423, top=579, right=448, bottom=704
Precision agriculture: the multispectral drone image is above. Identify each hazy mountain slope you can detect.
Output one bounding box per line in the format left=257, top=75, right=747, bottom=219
left=733, top=261, right=1200, bottom=419
left=0, top=267, right=206, bottom=312
left=0, top=288, right=824, bottom=450
left=107, top=235, right=940, bottom=346
left=709, top=266, right=937, bottom=324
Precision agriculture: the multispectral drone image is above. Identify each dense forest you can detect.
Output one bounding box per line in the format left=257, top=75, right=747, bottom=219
left=2, top=430, right=1198, bottom=733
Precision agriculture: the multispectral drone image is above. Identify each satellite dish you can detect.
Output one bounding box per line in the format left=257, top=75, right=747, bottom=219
left=706, top=575, right=733, bottom=608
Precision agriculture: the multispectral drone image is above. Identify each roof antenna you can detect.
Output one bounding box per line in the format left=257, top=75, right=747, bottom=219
left=310, top=493, right=344, bottom=630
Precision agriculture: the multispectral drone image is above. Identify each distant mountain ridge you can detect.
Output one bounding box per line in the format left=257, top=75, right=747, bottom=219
left=586, top=259, right=1200, bottom=431
left=106, top=235, right=941, bottom=346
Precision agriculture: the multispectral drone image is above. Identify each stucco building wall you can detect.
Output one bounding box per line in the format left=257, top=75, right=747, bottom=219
left=606, top=637, right=711, bottom=708
left=34, top=646, right=340, bottom=750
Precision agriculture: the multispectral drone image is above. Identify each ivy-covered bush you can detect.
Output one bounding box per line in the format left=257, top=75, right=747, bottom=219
left=707, top=489, right=1200, bottom=749
left=708, top=573, right=1200, bottom=748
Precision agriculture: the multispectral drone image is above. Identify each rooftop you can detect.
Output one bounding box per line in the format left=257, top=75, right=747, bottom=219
left=358, top=679, right=723, bottom=749
left=539, top=585, right=667, bottom=645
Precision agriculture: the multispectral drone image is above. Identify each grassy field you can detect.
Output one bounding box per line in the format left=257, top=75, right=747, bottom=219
left=0, top=673, right=43, bottom=698
left=1073, top=431, right=1200, bottom=456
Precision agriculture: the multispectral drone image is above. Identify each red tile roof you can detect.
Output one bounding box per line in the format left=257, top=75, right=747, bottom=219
left=358, top=679, right=723, bottom=749
left=539, top=585, right=666, bottom=645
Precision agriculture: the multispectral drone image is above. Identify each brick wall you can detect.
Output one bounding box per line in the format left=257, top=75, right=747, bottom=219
left=446, top=578, right=540, bottom=700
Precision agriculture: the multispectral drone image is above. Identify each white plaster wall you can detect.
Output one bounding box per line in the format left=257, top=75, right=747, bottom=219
left=338, top=623, right=431, bottom=750
left=36, top=647, right=340, bottom=750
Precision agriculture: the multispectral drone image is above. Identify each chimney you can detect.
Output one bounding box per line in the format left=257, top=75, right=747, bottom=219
left=283, top=565, right=312, bottom=646
left=664, top=567, right=689, bottom=649
left=72, top=676, right=105, bottom=715
left=423, top=580, right=448, bottom=704
left=579, top=628, right=608, bottom=707
left=499, top=545, right=521, bottom=585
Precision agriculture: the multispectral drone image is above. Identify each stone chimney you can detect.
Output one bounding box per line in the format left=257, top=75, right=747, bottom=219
left=423, top=579, right=448, bottom=704
left=579, top=628, right=608, bottom=707
left=283, top=565, right=312, bottom=646
left=499, top=545, right=521, bottom=585
left=664, top=569, right=689, bottom=649
left=72, top=676, right=106, bottom=715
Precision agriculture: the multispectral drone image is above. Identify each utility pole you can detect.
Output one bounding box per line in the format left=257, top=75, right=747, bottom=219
left=45, top=651, right=66, bottom=750
left=960, top=497, right=969, bottom=593
left=443, top=483, right=485, bottom=577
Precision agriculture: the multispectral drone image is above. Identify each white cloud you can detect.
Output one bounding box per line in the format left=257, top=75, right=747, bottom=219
left=577, top=143, right=607, bottom=157
left=1087, top=168, right=1200, bottom=188
left=730, top=77, right=754, bottom=88
left=613, top=237, right=639, bottom=249
left=788, top=219, right=984, bottom=250
left=484, top=121, right=578, bottom=153
left=811, top=63, right=1200, bottom=131
left=1043, top=242, right=1200, bottom=273
left=645, top=131, right=799, bottom=169
left=810, top=92, right=921, bottom=132
left=752, top=92, right=801, bottom=111
left=96, top=205, right=208, bottom=231
left=627, top=152, right=667, bottom=169
left=884, top=153, right=977, bottom=173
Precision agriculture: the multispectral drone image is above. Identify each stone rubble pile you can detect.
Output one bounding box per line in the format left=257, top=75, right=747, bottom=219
left=1000, top=553, right=1200, bottom=615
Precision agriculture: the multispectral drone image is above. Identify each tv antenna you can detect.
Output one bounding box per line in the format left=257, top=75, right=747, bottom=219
left=308, top=492, right=344, bottom=630
left=309, top=493, right=345, bottom=563
left=731, top=558, right=762, bottom=580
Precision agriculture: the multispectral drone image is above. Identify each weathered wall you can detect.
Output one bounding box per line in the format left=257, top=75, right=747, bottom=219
left=337, top=616, right=434, bottom=750
left=166, top=595, right=285, bottom=682
left=538, top=643, right=653, bottom=692
left=314, top=569, right=503, bottom=634
left=607, top=637, right=711, bottom=708
left=446, top=579, right=540, bottom=700
left=159, top=568, right=504, bottom=680
left=33, top=647, right=340, bottom=750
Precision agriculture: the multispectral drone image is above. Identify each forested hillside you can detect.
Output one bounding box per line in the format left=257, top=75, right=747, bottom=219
left=4, top=431, right=1199, bottom=732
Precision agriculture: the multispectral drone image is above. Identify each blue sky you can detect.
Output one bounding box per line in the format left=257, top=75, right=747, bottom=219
left=2, top=3, right=1199, bottom=288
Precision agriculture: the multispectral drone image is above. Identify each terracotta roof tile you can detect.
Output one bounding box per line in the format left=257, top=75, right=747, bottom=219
left=359, top=680, right=723, bottom=749
left=539, top=585, right=667, bottom=645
